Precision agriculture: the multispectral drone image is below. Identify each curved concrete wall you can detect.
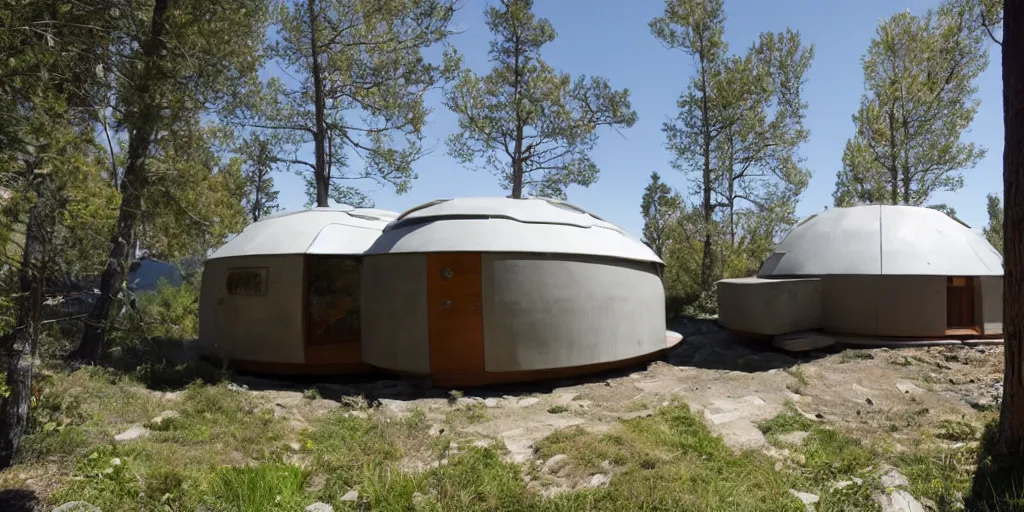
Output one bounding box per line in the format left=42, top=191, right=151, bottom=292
left=716, top=277, right=822, bottom=336
left=481, top=254, right=665, bottom=371
left=360, top=252, right=667, bottom=380
left=360, top=254, right=430, bottom=373
left=821, top=275, right=946, bottom=337
left=199, top=255, right=305, bottom=364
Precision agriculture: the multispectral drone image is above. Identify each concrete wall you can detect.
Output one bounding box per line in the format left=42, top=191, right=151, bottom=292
left=199, top=255, right=305, bottom=363
left=360, top=254, right=430, bottom=373
left=481, top=254, right=666, bottom=372
left=980, top=276, right=1003, bottom=336
left=821, top=275, right=946, bottom=337
left=716, top=277, right=822, bottom=336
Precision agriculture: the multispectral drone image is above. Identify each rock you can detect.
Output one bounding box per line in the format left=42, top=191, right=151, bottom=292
left=778, top=431, right=810, bottom=446
left=773, top=332, right=836, bottom=352
left=53, top=502, right=101, bottom=512
left=865, top=397, right=875, bottom=406
left=600, top=460, right=613, bottom=471
left=288, top=442, right=302, bottom=452
left=114, top=424, right=150, bottom=442
left=703, top=396, right=768, bottom=425
left=517, top=397, right=541, bottom=408
left=345, top=410, right=369, bottom=419
left=874, top=489, right=926, bottom=512
left=305, top=502, right=334, bottom=512
left=880, top=469, right=910, bottom=488
left=789, top=490, right=820, bottom=511
left=226, top=383, right=248, bottom=392
left=428, top=424, right=445, bottom=437
left=543, top=454, right=570, bottom=474
left=149, top=410, right=180, bottom=426
left=554, top=392, right=578, bottom=405
left=587, top=474, right=611, bottom=488
left=471, top=439, right=494, bottom=448
left=340, top=490, right=360, bottom=502
left=483, top=398, right=499, bottom=408
left=967, top=396, right=996, bottom=411
left=305, top=474, right=327, bottom=493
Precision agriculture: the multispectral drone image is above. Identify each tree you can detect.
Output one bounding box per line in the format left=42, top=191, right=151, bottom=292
left=998, top=0, right=1023, bottom=459
left=0, top=0, right=117, bottom=469
left=651, top=0, right=812, bottom=291
left=445, top=0, right=637, bottom=200
left=240, top=134, right=280, bottom=222
left=983, top=193, right=1004, bottom=254
left=833, top=137, right=889, bottom=206
left=835, top=4, right=988, bottom=206
left=712, top=30, right=813, bottom=244
left=640, top=172, right=682, bottom=258
left=239, top=0, right=463, bottom=207
left=73, top=0, right=270, bottom=362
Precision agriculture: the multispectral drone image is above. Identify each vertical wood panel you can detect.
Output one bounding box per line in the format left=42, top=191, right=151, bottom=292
left=427, top=253, right=485, bottom=379
left=946, top=276, right=978, bottom=333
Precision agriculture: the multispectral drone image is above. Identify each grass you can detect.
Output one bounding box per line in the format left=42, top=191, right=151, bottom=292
left=5, top=365, right=1022, bottom=511
left=784, top=365, right=811, bottom=395
left=839, top=350, right=876, bottom=364
left=547, top=405, right=570, bottom=414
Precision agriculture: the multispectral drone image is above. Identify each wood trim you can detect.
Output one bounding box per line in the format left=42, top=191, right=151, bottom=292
left=301, top=254, right=309, bottom=353
left=426, top=253, right=485, bottom=382
left=946, top=275, right=979, bottom=334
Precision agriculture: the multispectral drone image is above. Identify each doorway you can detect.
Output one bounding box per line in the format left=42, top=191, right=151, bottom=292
left=946, top=276, right=979, bottom=335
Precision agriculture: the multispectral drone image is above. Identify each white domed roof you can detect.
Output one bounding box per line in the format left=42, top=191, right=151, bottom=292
left=757, top=205, right=1003, bottom=277
left=208, top=207, right=398, bottom=260
left=366, top=197, right=662, bottom=264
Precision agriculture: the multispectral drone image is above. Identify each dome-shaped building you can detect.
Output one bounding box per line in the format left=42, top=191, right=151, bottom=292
left=718, top=205, right=1003, bottom=339
left=199, top=207, right=398, bottom=374
left=360, top=197, right=679, bottom=387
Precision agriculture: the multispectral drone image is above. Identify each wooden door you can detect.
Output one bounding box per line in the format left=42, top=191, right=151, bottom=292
left=426, top=253, right=485, bottom=379
left=946, top=276, right=978, bottom=334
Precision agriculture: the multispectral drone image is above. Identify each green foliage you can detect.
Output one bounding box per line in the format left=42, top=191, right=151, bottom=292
left=834, top=2, right=988, bottom=206
left=757, top=403, right=816, bottom=437
left=640, top=172, right=682, bottom=258
left=208, top=464, right=307, bottom=511
left=238, top=133, right=280, bottom=222
left=650, top=0, right=812, bottom=298
left=142, top=121, right=250, bottom=260
left=444, top=0, right=637, bottom=199
left=114, top=280, right=200, bottom=344
left=240, top=0, right=463, bottom=206
left=983, top=193, right=1003, bottom=254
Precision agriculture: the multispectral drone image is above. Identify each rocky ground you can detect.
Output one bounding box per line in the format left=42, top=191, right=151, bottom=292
left=5, top=319, right=1006, bottom=511
left=221, top=320, right=1003, bottom=509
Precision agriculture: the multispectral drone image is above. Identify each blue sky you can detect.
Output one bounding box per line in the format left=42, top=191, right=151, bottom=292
left=269, top=0, right=1005, bottom=238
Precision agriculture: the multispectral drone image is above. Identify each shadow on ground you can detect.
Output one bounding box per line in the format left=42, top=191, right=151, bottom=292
left=69, top=317, right=824, bottom=402
left=667, top=317, right=830, bottom=372
left=0, top=489, right=39, bottom=512
left=964, top=422, right=1024, bottom=511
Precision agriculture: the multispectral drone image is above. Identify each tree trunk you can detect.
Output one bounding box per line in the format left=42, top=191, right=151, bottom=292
left=0, top=171, right=52, bottom=469
left=72, top=0, right=171, bottom=362
left=998, top=0, right=1024, bottom=457
left=309, top=0, right=329, bottom=207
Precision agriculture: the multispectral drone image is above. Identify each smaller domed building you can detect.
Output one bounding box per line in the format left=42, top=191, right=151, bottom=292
left=718, top=205, right=1003, bottom=339
left=198, top=207, right=397, bottom=374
